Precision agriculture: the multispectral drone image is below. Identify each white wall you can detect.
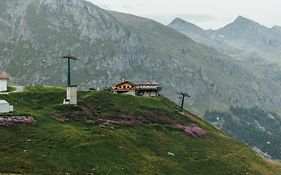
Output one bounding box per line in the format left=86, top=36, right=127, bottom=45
left=142, top=91, right=157, bottom=97
left=124, top=90, right=136, bottom=96
left=0, top=101, right=11, bottom=113
left=0, top=79, right=8, bottom=92
left=64, top=86, right=77, bottom=105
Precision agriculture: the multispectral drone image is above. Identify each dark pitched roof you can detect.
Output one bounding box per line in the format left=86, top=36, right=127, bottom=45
left=137, top=81, right=160, bottom=87
left=114, top=81, right=136, bottom=87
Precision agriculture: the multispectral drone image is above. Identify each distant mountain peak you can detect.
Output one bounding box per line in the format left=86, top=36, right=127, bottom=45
left=272, top=25, right=281, bottom=31
left=272, top=25, right=281, bottom=28
left=171, top=17, right=187, bottom=24
left=217, top=15, right=268, bottom=34
left=235, top=15, right=250, bottom=21
left=232, top=16, right=257, bottom=25
left=169, top=17, right=205, bottom=34
left=169, top=17, right=194, bottom=27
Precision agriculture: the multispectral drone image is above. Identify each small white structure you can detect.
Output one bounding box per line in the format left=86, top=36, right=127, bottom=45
left=63, top=85, right=77, bottom=105
left=0, top=100, right=13, bottom=113
left=0, top=72, right=9, bottom=92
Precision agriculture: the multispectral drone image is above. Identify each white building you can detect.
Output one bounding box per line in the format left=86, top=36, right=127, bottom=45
left=63, top=85, right=77, bottom=105
left=0, top=72, right=9, bottom=92
left=0, top=100, right=13, bottom=113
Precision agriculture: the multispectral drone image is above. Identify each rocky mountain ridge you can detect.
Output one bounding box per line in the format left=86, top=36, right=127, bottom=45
left=2, top=0, right=281, bottom=115
left=169, top=16, right=281, bottom=160
left=169, top=16, right=281, bottom=60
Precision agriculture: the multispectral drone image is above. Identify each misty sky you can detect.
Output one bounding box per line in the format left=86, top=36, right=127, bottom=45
left=87, top=0, right=280, bottom=29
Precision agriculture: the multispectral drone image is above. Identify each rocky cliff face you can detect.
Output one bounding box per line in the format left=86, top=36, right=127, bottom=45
left=169, top=16, right=281, bottom=112
left=1, top=0, right=281, bottom=116
left=217, top=16, right=281, bottom=53
left=169, top=16, right=281, bottom=60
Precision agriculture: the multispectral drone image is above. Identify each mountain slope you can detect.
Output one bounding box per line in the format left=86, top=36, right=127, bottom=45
left=0, top=87, right=280, bottom=174
left=169, top=17, right=281, bottom=160
left=169, top=16, right=281, bottom=55
left=168, top=18, right=209, bottom=42
left=2, top=0, right=281, bottom=115
left=217, top=16, right=281, bottom=53
left=204, top=107, right=281, bottom=160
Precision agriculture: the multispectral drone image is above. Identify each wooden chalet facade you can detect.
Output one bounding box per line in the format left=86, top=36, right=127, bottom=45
left=112, top=80, right=162, bottom=97
left=112, top=81, right=137, bottom=96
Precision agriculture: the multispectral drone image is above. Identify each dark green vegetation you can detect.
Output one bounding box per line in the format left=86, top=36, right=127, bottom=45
left=2, top=0, right=281, bottom=161
left=169, top=16, right=281, bottom=160
left=204, top=107, right=281, bottom=160
left=7, top=86, right=16, bottom=92
left=0, top=87, right=280, bottom=175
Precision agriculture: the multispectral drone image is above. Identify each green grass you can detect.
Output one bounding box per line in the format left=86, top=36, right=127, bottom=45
left=7, top=86, right=16, bottom=92
left=23, top=86, right=65, bottom=92
left=0, top=87, right=280, bottom=175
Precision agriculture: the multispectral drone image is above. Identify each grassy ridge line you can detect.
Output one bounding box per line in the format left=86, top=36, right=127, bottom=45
left=0, top=87, right=280, bottom=174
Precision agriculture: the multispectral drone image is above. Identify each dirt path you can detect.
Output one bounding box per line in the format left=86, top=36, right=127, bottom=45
left=13, top=86, right=24, bottom=93
left=0, top=86, right=24, bottom=95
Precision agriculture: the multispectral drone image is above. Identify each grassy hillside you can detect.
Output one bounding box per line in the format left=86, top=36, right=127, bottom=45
left=204, top=107, right=281, bottom=160
left=0, top=87, right=280, bottom=175
left=169, top=17, right=281, bottom=161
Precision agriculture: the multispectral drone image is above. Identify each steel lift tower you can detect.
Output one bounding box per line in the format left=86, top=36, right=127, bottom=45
left=62, top=55, right=78, bottom=105
left=178, top=92, right=190, bottom=113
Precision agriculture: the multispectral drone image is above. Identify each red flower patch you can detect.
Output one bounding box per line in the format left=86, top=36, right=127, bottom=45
left=176, top=124, right=207, bottom=137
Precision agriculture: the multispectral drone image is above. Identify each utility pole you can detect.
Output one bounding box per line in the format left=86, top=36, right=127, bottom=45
left=178, top=92, right=190, bottom=113
left=62, top=55, right=78, bottom=105
left=62, top=55, right=77, bottom=86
